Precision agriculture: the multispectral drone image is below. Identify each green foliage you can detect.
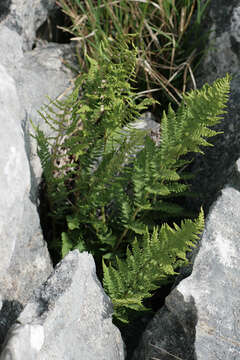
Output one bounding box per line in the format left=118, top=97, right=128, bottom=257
left=103, top=209, right=204, bottom=323
left=33, top=37, right=154, bottom=259
left=32, top=36, right=230, bottom=322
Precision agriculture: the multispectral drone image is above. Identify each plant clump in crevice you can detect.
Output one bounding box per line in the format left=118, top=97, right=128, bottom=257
left=32, top=0, right=230, bottom=356
left=32, top=33, right=230, bottom=323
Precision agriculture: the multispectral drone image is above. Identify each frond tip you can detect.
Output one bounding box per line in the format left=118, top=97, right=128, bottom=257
left=160, top=73, right=231, bottom=160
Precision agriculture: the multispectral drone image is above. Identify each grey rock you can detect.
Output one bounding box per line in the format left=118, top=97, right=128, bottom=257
left=0, top=62, right=53, bottom=344
left=88, top=111, right=160, bottom=174
left=0, top=9, right=75, bottom=347
left=184, top=1, right=240, bottom=210
left=0, top=26, right=24, bottom=69
left=0, top=0, right=56, bottom=51
left=0, top=63, right=52, bottom=301
left=0, top=38, right=75, bottom=305
left=130, top=112, right=160, bottom=145
left=0, top=324, right=44, bottom=360
left=196, top=1, right=240, bottom=87
left=0, top=251, right=125, bottom=360
left=132, top=185, right=240, bottom=360
left=15, top=43, right=75, bottom=124
left=12, top=42, right=76, bottom=195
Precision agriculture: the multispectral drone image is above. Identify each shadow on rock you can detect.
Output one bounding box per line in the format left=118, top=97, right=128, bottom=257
left=0, top=299, right=23, bottom=350
left=132, top=291, right=198, bottom=360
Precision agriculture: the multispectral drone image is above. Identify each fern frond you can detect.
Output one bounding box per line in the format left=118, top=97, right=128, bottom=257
left=159, top=74, right=230, bottom=160
left=31, top=124, right=53, bottom=180
left=103, top=209, right=204, bottom=322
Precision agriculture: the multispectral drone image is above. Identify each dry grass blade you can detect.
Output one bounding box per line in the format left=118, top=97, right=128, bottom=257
left=144, top=18, right=160, bottom=47
left=150, top=343, right=184, bottom=360
left=137, top=57, right=182, bottom=104
left=70, top=30, right=96, bottom=41
left=57, top=0, right=210, bottom=105
left=183, top=50, right=197, bottom=92
left=133, top=88, right=162, bottom=100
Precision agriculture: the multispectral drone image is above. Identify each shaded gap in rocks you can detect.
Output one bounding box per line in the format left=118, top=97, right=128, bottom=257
left=38, top=180, right=62, bottom=268
left=0, top=300, right=23, bottom=351
left=34, top=6, right=72, bottom=47
left=145, top=294, right=198, bottom=360
left=0, top=0, right=11, bottom=22
left=119, top=282, right=174, bottom=360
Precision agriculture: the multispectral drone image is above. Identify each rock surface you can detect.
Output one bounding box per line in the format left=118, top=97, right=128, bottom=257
left=1, top=0, right=56, bottom=51
left=0, top=251, right=125, bottom=360
left=0, top=61, right=53, bottom=343
left=196, top=1, right=240, bottom=87
left=0, top=1, right=75, bottom=314
left=0, top=35, right=75, bottom=310
left=187, top=1, right=240, bottom=211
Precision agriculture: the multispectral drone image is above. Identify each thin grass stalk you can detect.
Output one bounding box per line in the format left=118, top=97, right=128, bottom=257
left=150, top=343, right=184, bottom=360
left=57, top=0, right=210, bottom=103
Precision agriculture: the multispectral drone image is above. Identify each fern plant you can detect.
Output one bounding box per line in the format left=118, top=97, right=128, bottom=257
left=32, top=36, right=230, bottom=323
left=103, top=210, right=204, bottom=323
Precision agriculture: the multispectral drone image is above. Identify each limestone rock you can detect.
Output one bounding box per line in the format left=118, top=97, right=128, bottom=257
left=196, top=1, right=240, bottom=87
left=0, top=3, right=75, bottom=347
left=187, top=1, right=240, bottom=210
left=0, top=61, right=53, bottom=345
left=0, top=0, right=56, bottom=51
left=0, top=62, right=52, bottom=301
left=0, top=251, right=125, bottom=360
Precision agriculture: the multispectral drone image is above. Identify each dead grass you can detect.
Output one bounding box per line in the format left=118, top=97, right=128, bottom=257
left=56, top=0, right=210, bottom=106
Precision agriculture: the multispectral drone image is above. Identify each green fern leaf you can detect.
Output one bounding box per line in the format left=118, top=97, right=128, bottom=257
left=61, top=232, right=73, bottom=258
left=103, top=209, right=204, bottom=322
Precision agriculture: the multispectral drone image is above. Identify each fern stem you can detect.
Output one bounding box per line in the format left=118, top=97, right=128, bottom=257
left=113, top=207, right=141, bottom=252
left=113, top=174, right=168, bottom=253
left=101, top=206, right=106, bottom=223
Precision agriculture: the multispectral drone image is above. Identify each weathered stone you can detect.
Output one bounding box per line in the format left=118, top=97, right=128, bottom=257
left=0, top=38, right=75, bottom=303
left=0, top=7, right=75, bottom=347
left=0, top=251, right=125, bottom=360
left=13, top=42, right=76, bottom=195
left=0, top=0, right=56, bottom=51
left=185, top=1, right=240, bottom=211
left=132, top=185, right=240, bottom=360
left=0, top=324, right=44, bottom=360
left=129, top=112, right=160, bottom=145
left=0, top=26, right=24, bottom=68
left=0, top=63, right=52, bottom=299
left=196, top=1, right=240, bottom=87
left=0, top=62, right=53, bottom=345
